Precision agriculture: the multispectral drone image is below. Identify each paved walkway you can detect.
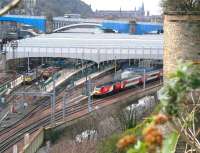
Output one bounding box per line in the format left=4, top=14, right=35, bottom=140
left=75, top=67, right=113, bottom=86
left=45, top=69, right=74, bottom=92
left=45, top=64, right=95, bottom=92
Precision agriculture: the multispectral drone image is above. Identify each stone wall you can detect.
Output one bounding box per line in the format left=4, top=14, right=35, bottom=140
left=46, top=15, right=53, bottom=33
left=164, top=14, right=200, bottom=78
left=164, top=13, right=200, bottom=153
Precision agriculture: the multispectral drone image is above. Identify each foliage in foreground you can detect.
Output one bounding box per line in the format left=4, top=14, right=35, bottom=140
left=119, top=62, right=200, bottom=153
left=99, top=62, right=200, bottom=153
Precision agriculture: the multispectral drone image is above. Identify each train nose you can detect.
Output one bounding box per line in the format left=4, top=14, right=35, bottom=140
left=101, top=87, right=109, bottom=93
left=114, top=82, right=122, bottom=90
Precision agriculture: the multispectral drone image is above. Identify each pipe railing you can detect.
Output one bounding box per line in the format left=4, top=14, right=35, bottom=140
left=4, top=46, right=163, bottom=63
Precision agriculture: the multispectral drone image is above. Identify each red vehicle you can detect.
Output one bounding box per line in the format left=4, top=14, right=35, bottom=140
left=41, top=67, right=61, bottom=80
left=93, top=69, right=162, bottom=97
left=93, top=82, right=114, bottom=96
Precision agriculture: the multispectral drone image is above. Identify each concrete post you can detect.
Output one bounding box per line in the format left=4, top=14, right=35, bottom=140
left=129, top=20, right=136, bottom=34
left=24, top=133, right=30, bottom=146
left=46, top=14, right=53, bottom=33
left=46, top=141, right=50, bottom=153
left=13, top=145, right=18, bottom=153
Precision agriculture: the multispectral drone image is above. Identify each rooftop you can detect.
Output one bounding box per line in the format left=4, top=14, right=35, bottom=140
left=17, top=32, right=163, bottom=49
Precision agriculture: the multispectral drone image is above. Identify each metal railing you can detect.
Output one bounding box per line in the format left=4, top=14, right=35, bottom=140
left=5, top=46, right=163, bottom=63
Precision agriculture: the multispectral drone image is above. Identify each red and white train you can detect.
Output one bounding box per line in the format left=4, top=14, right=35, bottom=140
left=93, top=68, right=163, bottom=96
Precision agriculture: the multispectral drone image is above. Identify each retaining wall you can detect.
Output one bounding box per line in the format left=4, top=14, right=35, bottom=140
left=45, top=84, right=162, bottom=140
left=20, top=128, right=44, bottom=153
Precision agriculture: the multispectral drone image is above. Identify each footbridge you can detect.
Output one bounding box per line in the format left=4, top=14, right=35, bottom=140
left=53, top=23, right=102, bottom=33
left=3, top=33, right=163, bottom=64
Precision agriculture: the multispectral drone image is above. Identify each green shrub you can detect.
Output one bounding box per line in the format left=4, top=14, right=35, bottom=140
left=45, top=129, right=63, bottom=144
left=97, top=128, right=139, bottom=153
left=97, top=134, right=123, bottom=153
left=117, top=108, right=137, bottom=131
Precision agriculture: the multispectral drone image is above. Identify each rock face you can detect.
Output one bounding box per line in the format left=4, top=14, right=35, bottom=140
left=164, top=14, right=200, bottom=78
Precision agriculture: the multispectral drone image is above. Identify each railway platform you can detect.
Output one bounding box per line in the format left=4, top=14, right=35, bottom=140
left=74, top=66, right=114, bottom=86
left=0, top=66, right=113, bottom=129
left=44, top=69, right=74, bottom=92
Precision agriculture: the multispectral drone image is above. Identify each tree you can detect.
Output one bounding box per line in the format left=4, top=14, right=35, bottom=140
left=0, top=0, right=22, bottom=16
left=161, top=0, right=200, bottom=13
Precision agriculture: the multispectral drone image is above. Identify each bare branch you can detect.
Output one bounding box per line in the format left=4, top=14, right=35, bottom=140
left=0, top=0, right=22, bottom=16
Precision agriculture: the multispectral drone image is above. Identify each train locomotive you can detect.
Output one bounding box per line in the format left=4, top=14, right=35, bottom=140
left=93, top=68, right=163, bottom=96
left=24, top=71, right=38, bottom=84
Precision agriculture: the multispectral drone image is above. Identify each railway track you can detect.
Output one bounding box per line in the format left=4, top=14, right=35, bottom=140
left=0, top=82, right=85, bottom=136
left=0, top=81, right=162, bottom=153
left=0, top=68, right=113, bottom=129
left=0, top=70, right=114, bottom=152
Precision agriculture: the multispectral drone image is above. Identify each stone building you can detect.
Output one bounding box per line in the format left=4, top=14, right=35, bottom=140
left=93, top=2, right=145, bottom=19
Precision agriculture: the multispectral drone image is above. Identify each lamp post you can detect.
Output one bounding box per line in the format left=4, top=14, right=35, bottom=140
left=87, top=76, right=92, bottom=112
left=52, top=74, right=56, bottom=124
left=114, top=56, right=117, bottom=75
left=27, top=51, right=30, bottom=72
left=143, top=69, right=146, bottom=90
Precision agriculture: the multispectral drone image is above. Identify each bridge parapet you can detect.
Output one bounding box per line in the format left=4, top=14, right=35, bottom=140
left=53, top=23, right=102, bottom=32
left=52, top=17, right=103, bottom=30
